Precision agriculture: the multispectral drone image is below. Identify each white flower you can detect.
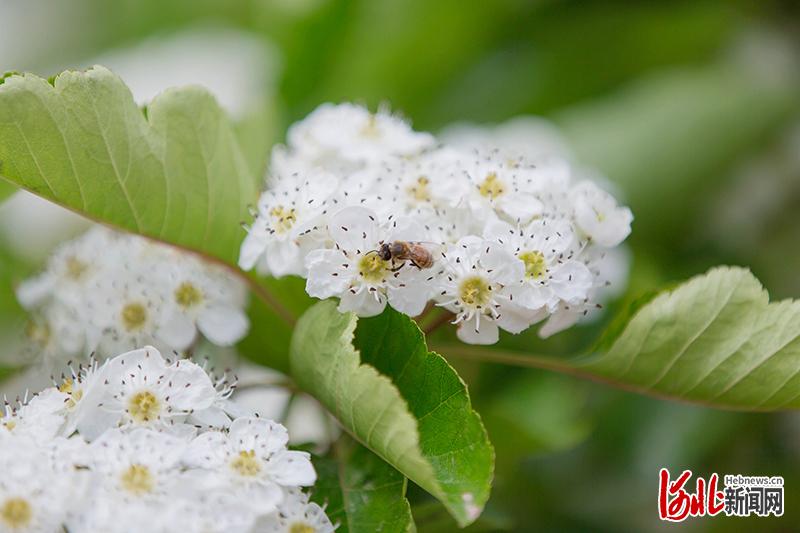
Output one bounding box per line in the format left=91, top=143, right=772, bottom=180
left=288, top=103, right=434, bottom=165
left=0, top=435, right=87, bottom=533
left=15, top=227, right=114, bottom=309
left=164, top=490, right=260, bottom=533
left=571, top=180, right=633, bottom=247
left=255, top=489, right=335, bottom=533
left=76, top=346, right=216, bottom=440
left=459, top=151, right=573, bottom=223
left=184, top=417, right=316, bottom=514
left=238, top=102, right=634, bottom=343
left=1, top=391, right=66, bottom=445
left=161, top=260, right=250, bottom=347
left=87, top=428, right=186, bottom=500
left=87, top=272, right=176, bottom=355
left=483, top=217, right=594, bottom=311
left=305, top=206, right=436, bottom=317
left=20, top=304, right=86, bottom=364
left=436, top=237, right=543, bottom=344
left=240, top=167, right=339, bottom=277
left=359, top=147, right=466, bottom=215
left=537, top=303, right=585, bottom=339
left=189, top=365, right=242, bottom=429
left=48, top=357, right=108, bottom=437
left=0, top=346, right=325, bottom=533
left=16, top=226, right=250, bottom=363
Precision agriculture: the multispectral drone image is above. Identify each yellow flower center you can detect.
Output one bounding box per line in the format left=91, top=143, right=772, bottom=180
left=1, top=498, right=32, bottom=529
left=25, top=321, right=50, bottom=347
left=230, top=450, right=261, bottom=477
left=290, top=523, right=316, bottom=533
left=459, top=276, right=491, bottom=307
left=269, top=206, right=297, bottom=234
left=121, top=303, right=148, bottom=331
left=66, top=256, right=88, bottom=280
left=478, top=172, right=505, bottom=200
left=406, top=175, right=431, bottom=203
left=128, top=390, right=161, bottom=423
left=120, top=464, right=154, bottom=495
left=174, top=281, right=203, bottom=309
left=59, top=378, right=84, bottom=409
left=358, top=253, right=390, bottom=283
left=519, top=250, right=547, bottom=279
left=58, top=378, right=74, bottom=394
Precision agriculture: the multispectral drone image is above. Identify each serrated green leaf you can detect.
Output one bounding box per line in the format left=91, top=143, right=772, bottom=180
left=290, top=301, right=493, bottom=526
left=312, top=436, right=414, bottom=533
left=435, top=267, right=800, bottom=411
left=0, top=66, right=257, bottom=265
left=580, top=266, right=800, bottom=410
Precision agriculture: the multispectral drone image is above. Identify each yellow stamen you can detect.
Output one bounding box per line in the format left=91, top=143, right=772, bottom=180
left=478, top=172, right=505, bottom=200
left=269, top=206, right=297, bottom=234
left=230, top=450, right=261, bottom=477
left=358, top=254, right=389, bottom=283
left=120, top=464, right=154, bottom=495
left=290, top=523, right=316, bottom=533
left=65, top=256, right=88, bottom=280
left=121, top=303, right=147, bottom=331
left=1, top=498, right=32, bottom=529
left=459, top=276, right=491, bottom=307
left=59, top=378, right=84, bottom=409
left=518, top=250, right=547, bottom=279
left=174, top=281, right=203, bottom=309
left=25, top=321, right=50, bottom=347
left=128, top=391, right=160, bottom=423
left=407, top=175, right=431, bottom=203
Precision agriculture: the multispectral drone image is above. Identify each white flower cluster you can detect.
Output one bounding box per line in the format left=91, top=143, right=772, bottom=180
left=0, top=346, right=334, bottom=533
left=240, top=103, right=633, bottom=344
left=17, top=227, right=250, bottom=363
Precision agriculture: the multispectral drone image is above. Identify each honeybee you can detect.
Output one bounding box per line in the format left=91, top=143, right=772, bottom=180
left=374, top=241, right=436, bottom=270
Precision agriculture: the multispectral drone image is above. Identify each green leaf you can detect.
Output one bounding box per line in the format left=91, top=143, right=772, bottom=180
left=312, top=436, right=414, bottom=533
left=580, top=266, right=800, bottom=410
left=290, top=301, right=493, bottom=526
left=0, top=66, right=257, bottom=265
left=439, top=267, right=800, bottom=412
left=0, top=180, right=16, bottom=204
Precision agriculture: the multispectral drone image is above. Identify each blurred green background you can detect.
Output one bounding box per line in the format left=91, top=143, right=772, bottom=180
left=2, top=0, right=800, bottom=530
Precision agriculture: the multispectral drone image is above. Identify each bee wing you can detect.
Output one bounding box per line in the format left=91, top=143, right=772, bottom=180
left=409, top=241, right=447, bottom=255
left=409, top=240, right=444, bottom=247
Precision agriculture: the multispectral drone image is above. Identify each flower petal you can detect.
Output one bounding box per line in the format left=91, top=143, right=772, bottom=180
left=266, top=450, right=317, bottom=486
left=329, top=206, right=379, bottom=252
left=197, top=305, right=249, bottom=346
left=157, top=311, right=197, bottom=350
left=457, top=317, right=499, bottom=345
left=305, top=249, right=352, bottom=298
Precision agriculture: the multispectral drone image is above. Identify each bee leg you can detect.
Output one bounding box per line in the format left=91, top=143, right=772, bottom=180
left=390, top=261, right=406, bottom=272
left=410, top=260, right=423, bottom=269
